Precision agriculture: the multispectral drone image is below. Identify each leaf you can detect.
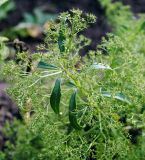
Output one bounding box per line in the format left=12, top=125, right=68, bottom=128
left=91, top=63, right=112, bottom=70
left=58, top=30, right=66, bottom=53
left=50, top=78, right=61, bottom=114
left=0, top=0, right=8, bottom=6
left=139, top=21, right=145, bottom=31
left=24, top=13, right=35, bottom=24
left=69, top=90, right=82, bottom=130
left=101, top=91, right=131, bottom=104
left=65, top=80, right=76, bottom=88
left=0, top=45, right=9, bottom=60
left=0, top=0, right=15, bottom=20
left=24, top=9, right=58, bottom=26
left=0, top=36, right=9, bottom=42
left=34, top=8, right=58, bottom=25
left=38, top=61, right=58, bottom=70
left=101, top=91, right=112, bottom=97
left=114, top=93, right=131, bottom=104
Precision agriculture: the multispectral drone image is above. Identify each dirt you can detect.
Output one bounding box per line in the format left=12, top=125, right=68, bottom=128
left=121, top=0, right=145, bottom=13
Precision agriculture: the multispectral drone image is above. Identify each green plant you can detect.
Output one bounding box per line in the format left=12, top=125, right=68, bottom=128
left=0, top=36, right=10, bottom=62
left=0, top=2, right=145, bottom=160
left=0, top=0, right=15, bottom=20
left=0, top=0, right=8, bottom=6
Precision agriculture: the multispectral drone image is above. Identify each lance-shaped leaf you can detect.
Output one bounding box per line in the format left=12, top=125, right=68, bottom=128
left=69, top=90, right=82, bottom=130
left=58, top=29, right=66, bottom=53
left=50, top=78, right=61, bottom=114
left=65, top=80, right=76, bottom=88
left=91, top=63, right=112, bottom=70
left=38, top=61, right=58, bottom=70
left=101, top=91, right=112, bottom=98
left=101, top=91, right=131, bottom=104
left=114, top=93, right=131, bottom=104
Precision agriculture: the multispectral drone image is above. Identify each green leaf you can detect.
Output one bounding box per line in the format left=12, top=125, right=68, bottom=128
left=0, top=36, right=9, bottom=42
left=58, top=30, right=66, bottom=53
left=24, top=13, right=35, bottom=24
left=139, top=21, right=145, bottom=31
left=0, top=0, right=15, bottom=20
left=69, top=90, right=82, bottom=130
left=91, top=63, right=112, bottom=70
left=114, top=93, right=131, bottom=104
left=65, top=80, right=76, bottom=88
left=101, top=91, right=131, bottom=104
left=0, top=0, right=8, bottom=6
left=38, top=61, right=58, bottom=70
left=50, top=78, right=61, bottom=114
left=101, top=91, right=112, bottom=97
left=0, top=45, right=9, bottom=60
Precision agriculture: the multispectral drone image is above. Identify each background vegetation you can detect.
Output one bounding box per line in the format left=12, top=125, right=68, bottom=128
left=0, top=0, right=145, bottom=159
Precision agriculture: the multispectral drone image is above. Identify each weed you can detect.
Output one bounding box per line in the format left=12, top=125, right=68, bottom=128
left=0, top=1, right=145, bottom=159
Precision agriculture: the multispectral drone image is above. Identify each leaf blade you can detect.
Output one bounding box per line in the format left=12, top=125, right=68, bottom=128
left=50, top=78, right=61, bottom=114
left=101, top=91, right=131, bottom=104
left=69, top=90, right=82, bottom=130
left=38, top=61, right=58, bottom=70
left=0, top=0, right=8, bottom=6
left=91, top=63, right=112, bottom=70
left=114, top=93, right=131, bottom=104
left=58, top=30, right=66, bottom=53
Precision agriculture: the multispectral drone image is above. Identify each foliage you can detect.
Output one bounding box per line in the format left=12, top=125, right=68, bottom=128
left=0, top=0, right=15, bottom=20
left=0, top=1, right=145, bottom=160
left=0, top=36, right=11, bottom=62
left=0, top=0, right=8, bottom=6
left=1, top=8, right=58, bottom=38
left=13, top=8, right=58, bottom=38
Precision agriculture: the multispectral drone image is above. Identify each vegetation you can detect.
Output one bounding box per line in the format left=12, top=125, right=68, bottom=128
left=0, top=0, right=145, bottom=159
left=0, top=0, right=15, bottom=20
